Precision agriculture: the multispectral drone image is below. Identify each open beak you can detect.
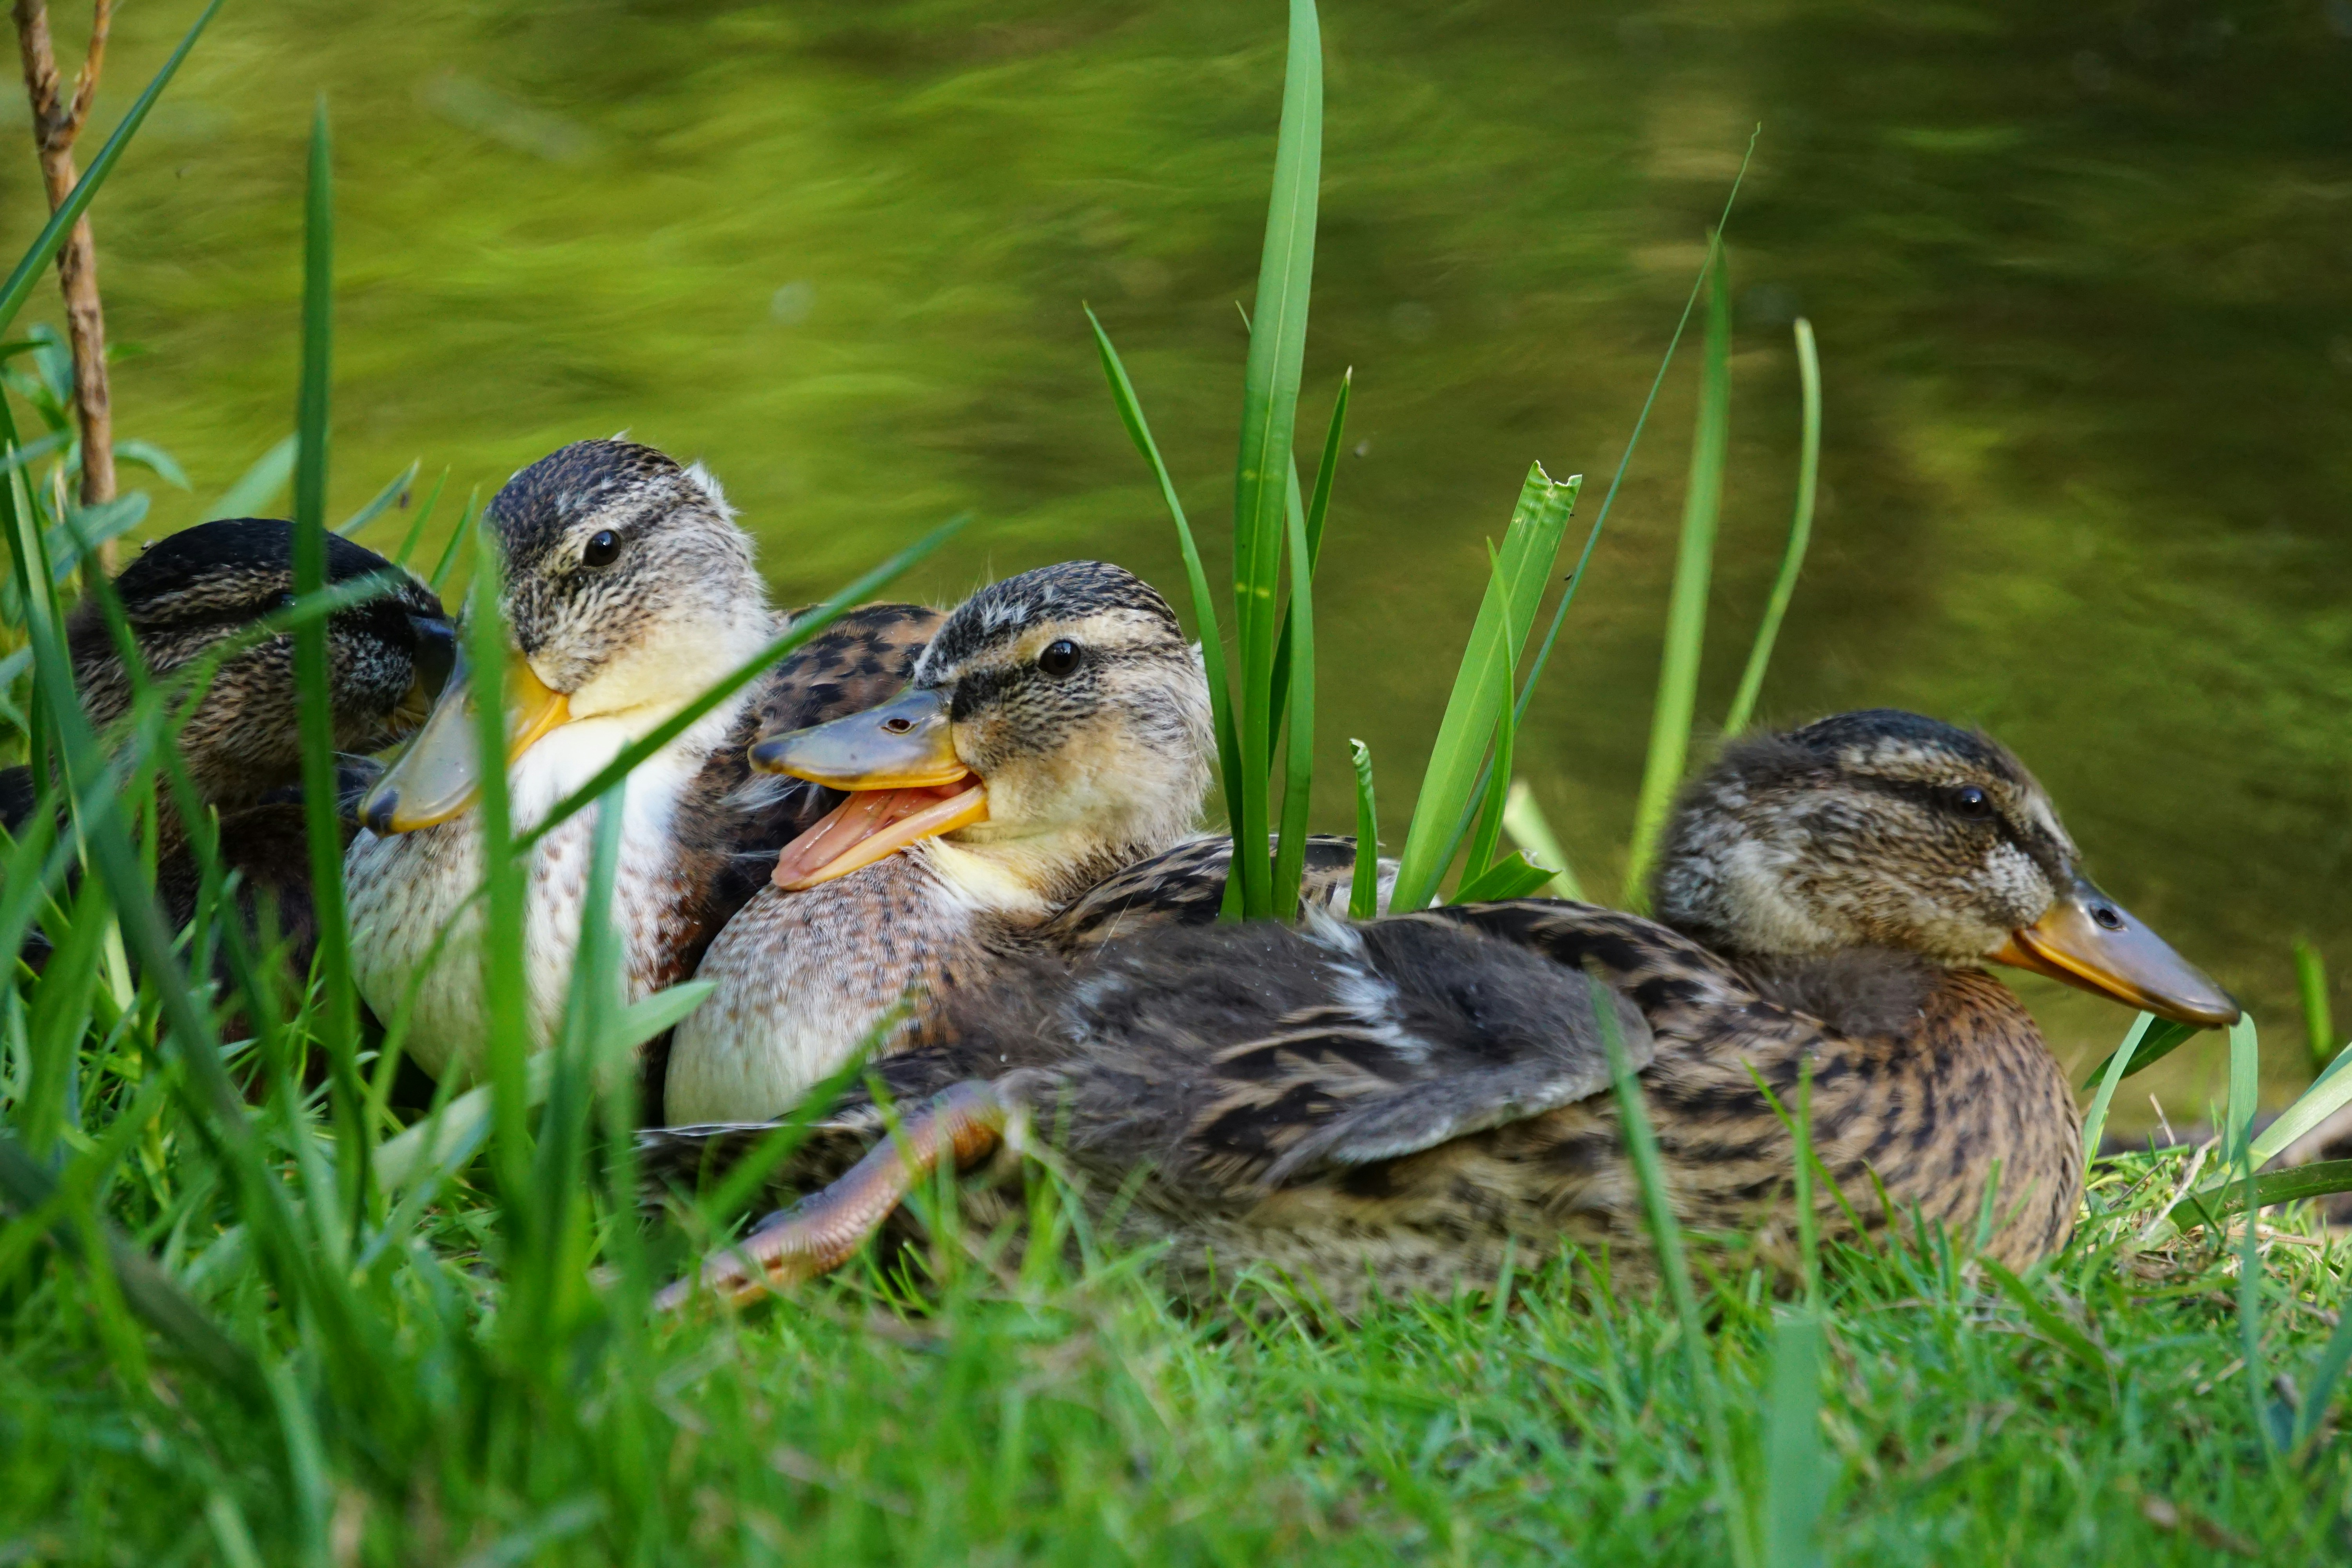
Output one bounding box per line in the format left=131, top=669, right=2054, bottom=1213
left=751, top=688, right=989, bottom=890
left=392, top=613, right=458, bottom=731
left=1990, top=872, right=2240, bottom=1028
left=358, top=646, right=571, bottom=835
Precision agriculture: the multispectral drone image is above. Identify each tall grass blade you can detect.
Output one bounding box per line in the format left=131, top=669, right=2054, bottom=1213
left=1622, top=242, right=1732, bottom=908
left=465, top=526, right=535, bottom=1246
left=2080, top=1012, right=2156, bottom=1165
left=1761, top=1312, right=1828, bottom=1568
left=1723, top=317, right=1821, bottom=736
left=1387, top=465, right=1577, bottom=911
left=1227, top=0, right=1322, bottom=919
left=1267, top=370, right=1348, bottom=740
left=0, top=0, right=227, bottom=334
left=1270, top=453, right=1317, bottom=918
left=2295, top=940, right=2334, bottom=1072
left=1499, top=780, right=1584, bottom=901
left=335, top=459, right=420, bottom=538
left=289, top=101, right=368, bottom=1236
left=2078, top=1015, right=2202, bottom=1087
left=1085, top=309, right=1243, bottom=839
left=2223, top=1013, right=2259, bottom=1163
left=426, top=487, right=479, bottom=592
left=1514, top=135, right=1757, bottom=735
left=1589, top=967, right=1753, bottom=1567
left=2292, top=1293, right=2352, bottom=1454
left=2247, top=1031, right=2352, bottom=1169
left=1347, top=737, right=1379, bottom=918
left=389, top=467, right=448, bottom=569
left=201, top=434, right=298, bottom=522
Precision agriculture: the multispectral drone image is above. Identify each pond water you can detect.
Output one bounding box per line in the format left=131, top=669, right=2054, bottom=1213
left=11, top=1, right=2351, bottom=1120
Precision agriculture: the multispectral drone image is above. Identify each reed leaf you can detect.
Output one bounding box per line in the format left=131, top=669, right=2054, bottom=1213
left=2079, top=1012, right=2155, bottom=1165
left=2295, top=940, right=2334, bottom=1072
left=335, top=459, right=420, bottom=539
left=202, top=434, right=298, bottom=523
left=1498, top=780, right=1584, bottom=902
left=1387, top=464, right=1577, bottom=912
left=1723, top=317, right=1821, bottom=736
left=289, top=101, right=369, bottom=1235
left=1622, top=241, right=1731, bottom=908
left=1347, top=737, right=1379, bottom=918
left=1227, top=0, right=1322, bottom=919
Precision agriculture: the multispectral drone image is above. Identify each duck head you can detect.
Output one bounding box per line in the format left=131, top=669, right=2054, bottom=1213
left=1650, top=708, right=2239, bottom=1029
left=360, top=439, right=773, bottom=834
left=751, top=559, right=1212, bottom=908
left=69, top=517, right=452, bottom=807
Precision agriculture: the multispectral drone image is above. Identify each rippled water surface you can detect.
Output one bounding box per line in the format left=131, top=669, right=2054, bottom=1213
left=13, top=1, right=2351, bottom=1117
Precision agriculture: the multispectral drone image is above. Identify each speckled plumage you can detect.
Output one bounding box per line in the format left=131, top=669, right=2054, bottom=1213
left=651, top=710, right=2200, bottom=1309
left=5, top=519, right=448, bottom=982
left=343, top=439, right=939, bottom=1097
left=663, top=560, right=1214, bottom=1123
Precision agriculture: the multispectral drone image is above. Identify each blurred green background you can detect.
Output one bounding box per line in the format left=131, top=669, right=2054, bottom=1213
left=5, top=0, right=2348, bottom=1119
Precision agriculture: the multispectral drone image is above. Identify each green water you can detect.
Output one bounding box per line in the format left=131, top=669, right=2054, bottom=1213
left=11, top=1, right=2351, bottom=1116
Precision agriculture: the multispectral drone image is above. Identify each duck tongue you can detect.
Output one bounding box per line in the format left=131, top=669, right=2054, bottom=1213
left=769, top=779, right=989, bottom=891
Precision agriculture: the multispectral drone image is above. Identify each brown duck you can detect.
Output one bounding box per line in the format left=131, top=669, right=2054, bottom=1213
left=4, top=517, right=453, bottom=982
left=653, top=709, right=2237, bottom=1310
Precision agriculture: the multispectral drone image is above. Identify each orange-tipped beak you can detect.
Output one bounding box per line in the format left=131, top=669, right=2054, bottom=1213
left=752, top=687, right=988, bottom=889
left=359, top=646, right=571, bottom=834
left=1990, top=872, right=2240, bottom=1029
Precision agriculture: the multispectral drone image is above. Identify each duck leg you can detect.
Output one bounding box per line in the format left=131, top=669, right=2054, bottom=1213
left=653, top=1080, right=1011, bottom=1310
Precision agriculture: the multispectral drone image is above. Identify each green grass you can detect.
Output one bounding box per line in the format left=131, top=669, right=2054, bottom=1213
left=6, top=7, right=2352, bottom=1566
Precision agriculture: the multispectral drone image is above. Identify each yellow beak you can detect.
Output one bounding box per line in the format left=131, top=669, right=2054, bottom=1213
left=358, top=646, right=571, bottom=835
left=1990, top=872, right=2240, bottom=1028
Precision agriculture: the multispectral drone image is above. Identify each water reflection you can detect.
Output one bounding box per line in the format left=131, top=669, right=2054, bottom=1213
left=15, top=0, right=2350, bottom=1122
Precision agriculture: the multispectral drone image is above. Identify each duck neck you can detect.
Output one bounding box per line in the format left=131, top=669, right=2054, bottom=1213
left=918, top=822, right=1164, bottom=922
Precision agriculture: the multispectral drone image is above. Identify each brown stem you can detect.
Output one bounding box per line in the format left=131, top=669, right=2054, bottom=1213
left=11, top=0, right=115, bottom=568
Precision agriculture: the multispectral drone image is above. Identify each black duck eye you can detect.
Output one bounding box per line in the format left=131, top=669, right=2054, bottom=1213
left=1947, top=784, right=1994, bottom=820
left=582, top=529, right=622, bottom=568
left=1037, top=639, right=1082, bottom=679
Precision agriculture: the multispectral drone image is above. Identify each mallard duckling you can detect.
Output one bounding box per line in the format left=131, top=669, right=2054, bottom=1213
left=657, top=709, right=2237, bottom=1310
left=663, top=560, right=1214, bottom=1125
left=4, top=517, right=453, bottom=977
left=343, top=439, right=940, bottom=1091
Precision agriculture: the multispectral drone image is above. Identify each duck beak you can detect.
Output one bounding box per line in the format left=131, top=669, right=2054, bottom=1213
left=359, top=647, right=571, bottom=835
left=1991, top=872, right=2241, bottom=1028
left=393, top=613, right=458, bottom=730
left=752, top=688, right=988, bottom=889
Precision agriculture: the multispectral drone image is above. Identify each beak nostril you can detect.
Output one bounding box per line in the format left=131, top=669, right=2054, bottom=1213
left=2091, top=905, right=2125, bottom=932
left=882, top=717, right=914, bottom=734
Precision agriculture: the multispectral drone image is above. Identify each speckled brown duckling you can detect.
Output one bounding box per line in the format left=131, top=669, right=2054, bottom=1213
left=343, top=439, right=940, bottom=1098
left=652, top=710, right=2238, bottom=1310
left=4, top=517, right=452, bottom=979
left=662, top=560, right=1215, bottom=1124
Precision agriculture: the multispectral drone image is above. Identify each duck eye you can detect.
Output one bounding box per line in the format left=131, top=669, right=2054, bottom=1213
left=1948, top=785, right=1994, bottom=820
left=582, top=530, right=622, bottom=568
left=1037, top=639, right=1082, bottom=679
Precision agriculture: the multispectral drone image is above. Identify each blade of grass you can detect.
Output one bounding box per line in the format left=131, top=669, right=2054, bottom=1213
left=289, top=100, right=369, bottom=1243
left=201, top=434, right=298, bottom=523
left=0, top=0, right=227, bottom=335
left=389, top=466, right=448, bottom=570
left=2246, top=1031, right=2352, bottom=1170
left=1622, top=241, right=1732, bottom=909
left=1499, top=780, right=1584, bottom=902
left=1761, top=1312, right=1827, bottom=1568
left=2292, top=1284, right=2352, bottom=1454
left=2295, top=940, right=2334, bottom=1073
left=334, top=458, right=419, bottom=538
left=1588, top=967, right=1753, bottom=1568
left=2078, top=1016, right=2203, bottom=1087
left=1086, top=307, right=1243, bottom=841
left=1270, top=452, right=1317, bottom=918
left=1267, top=370, right=1348, bottom=741
left=2224, top=1013, right=2260, bottom=1164
left=426, top=486, right=478, bottom=592
left=1457, top=542, right=1519, bottom=886
left=1347, top=737, right=1379, bottom=919
left=1387, top=465, right=1577, bottom=911
left=2080, top=1012, right=2157, bottom=1165
left=1722, top=317, right=1821, bottom=736
left=1512, top=133, right=1758, bottom=742
left=1228, top=0, right=1322, bottom=920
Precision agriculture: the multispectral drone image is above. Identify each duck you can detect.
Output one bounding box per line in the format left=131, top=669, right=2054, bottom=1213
left=343, top=438, right=941, bottom=1098
left=3, top=516, right=453, bottom=980
left=652, top=708, right=2239, bottom=1311
left=662, top=559, right=1217, bottom=1125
